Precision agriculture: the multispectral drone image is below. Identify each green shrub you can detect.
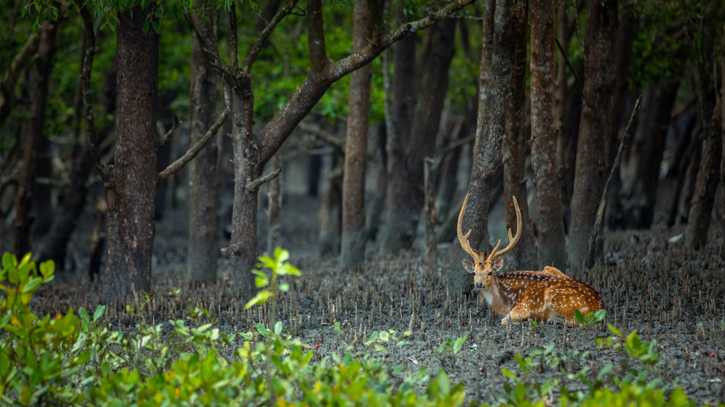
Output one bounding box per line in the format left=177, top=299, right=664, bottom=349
left=0, top=251, right=466, bottom=406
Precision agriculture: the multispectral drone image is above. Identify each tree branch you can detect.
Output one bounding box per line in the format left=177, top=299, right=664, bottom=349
left=298, top=122, right=345, bottom=155
left=329, top=0, right=477, bottom=83
left=158, top=115, right=180, bottom=145
left=244, top=0, right=300, bottom=74
left=256, top=0, right=478, bottom=166
left=0, top=31, right=40, bottom=126
left=585, top=94, right=642, bottom=270
left=246, top=167, right=282, bottom=192
left=555, top=37, right=582, bottom=92
left=158, top=109, right=228, bottom=183
left=307, top=0, right=328, bottom=75
left=80, top=4, right=113, bottom=183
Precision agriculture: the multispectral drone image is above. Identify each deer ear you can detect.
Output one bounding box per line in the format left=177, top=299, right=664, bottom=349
left=462, top=260, right=475, bottom=273
left=492, top=258, right=504, bottom=271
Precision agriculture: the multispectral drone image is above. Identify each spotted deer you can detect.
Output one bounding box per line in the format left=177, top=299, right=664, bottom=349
left=458, top=194, right=604, bottom=326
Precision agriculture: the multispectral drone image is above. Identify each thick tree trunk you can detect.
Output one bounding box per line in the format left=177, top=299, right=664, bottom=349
left=568, top=0, right=618, bottom=268
left=380, top=18, right=457, bottom=253
left=341, top=0, right=373, bottom=269
left=378, top=19, right=416, bottom=253
left=104, top=6, right=159, bottom=303
left=463, top=0, right=516, bottom=252
left=685, top=96, right=722, bottom=250
left=620, top=84, right=680, bottom=229
left=604, top=5, right=636, bottom=229
left=13, top=20, right=59, bottom=257
left=187, top=3, right=220, bottom=284
left=530, top=0, right=566, bottom=269
left=504, top=0, right=537, bottom=270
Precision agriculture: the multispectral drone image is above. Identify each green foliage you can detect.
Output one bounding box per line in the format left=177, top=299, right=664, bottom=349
left=574, top=309, right=607, bottom=326
left=490, top=316, right=697, bottom=407
left=0, top=251, right=468, bottom=406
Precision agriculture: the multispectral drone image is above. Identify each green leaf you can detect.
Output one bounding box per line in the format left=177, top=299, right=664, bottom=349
left=574, top=309, right=585, bottom=324
left=279, top=282, right=290, bottom=292
left=21, top=277, right=42, bottom=293
left=245, top=290, right=272, bottom=309
left=274, top=321, right=282, bottom=335
left=39, top=260, right=55, bottom=278
left=2, top=252, right=14, bottom=270
left=501, top=368, right=517, bottom=380
left=93, top=305, right=106, bottom=323
left=607, top=323, right=622, bottom=337
left=274, top=247, right=289, bottom=264
left=436, top=369, right=450, bottom=395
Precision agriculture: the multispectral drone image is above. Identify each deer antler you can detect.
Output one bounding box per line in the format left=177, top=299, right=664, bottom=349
left=486, top=196, right=522, bottom=262
left=457, top=194, right=484, bottom=262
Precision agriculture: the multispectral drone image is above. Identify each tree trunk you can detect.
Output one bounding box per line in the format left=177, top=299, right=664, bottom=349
left=504, top=0, right=537, bottom=270
left=568, top=0, right=618, bottom=268
left=187, top=3, right=220, bottom=284
left=530, top=0, right=566, bottom=269
left=380, top=18, right=457, bottom=253
left=620, top=84, right=680, bottom=229
left=674, top=134, right=702, bottom=226
left=685, top=96, right=722, bottom=250
left=319, top=162, right=343, bottom=256
left=104, top=6, right=159, bottom=303
left=267, top=156, right=282, bottom=252
left=13, top=20, right=59, bottom=257
left=463, top=0, right=516, bottom=252
left=604, top=5, right=636, bottom=229
left=378, top=16, right=417, bottom=253
left=30, top=134, right=52, bottom=237
left=36, top=60, right=117, bottom=268
left=341, top=0, right=373, bottom=269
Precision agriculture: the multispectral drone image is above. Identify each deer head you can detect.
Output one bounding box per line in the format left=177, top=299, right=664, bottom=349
left=457, top=194, right=522, bottom=290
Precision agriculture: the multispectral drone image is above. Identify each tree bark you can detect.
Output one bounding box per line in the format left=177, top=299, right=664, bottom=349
left=685, top=96, right=722, bottom=250
left=379, top=18, right=457, bottom=253
left=187, top=2, right=220, bottom=284
left=620, top=84, right=680, bottom=229
left=13, top=20, right=59, bottom=257
left=530, top=0, right=566, bottom=269
left=0, top=32, right=40, bottom=126
left=568, top=0, right=618, bottom=268
left=604, top=4, right=636, bottom=229
left=36, top=60, right=117, bottom=267
left=378, top=8, right=416, bottom=253
left=341, top=0, right=373, bottom=269
left=504, top=0, right=537, bottom=270
left=463, top=0, right=516, bottom=252
left=104, top=6, right=159, bottom=303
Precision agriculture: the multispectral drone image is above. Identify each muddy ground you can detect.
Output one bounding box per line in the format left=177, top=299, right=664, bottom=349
left=4, top=178, right=725, bottom=406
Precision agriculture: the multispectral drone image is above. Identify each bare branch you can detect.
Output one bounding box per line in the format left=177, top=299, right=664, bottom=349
left=307, top=0, right=329, bottom=75
left=257, top=0, right=478, bottom=166
left=80, top=4, right=113, bottom=183
left=432, top=134, right=475, bottom=170
left=329, top=0, right=477, bottom=83
left=555, top=37, right=582, bottom=92
left=0, top=31, right=40, bottom=126
left=585, top=94, right=642, bottom=269
left=246, top=167, right=282, bottom=192
left=159, top=115, right=181, bottom=145
left=244, top=0, right=300, bottom=74
left=298, top=122, right=345, bottom=155
left=158, top=109, right=228, bottom=183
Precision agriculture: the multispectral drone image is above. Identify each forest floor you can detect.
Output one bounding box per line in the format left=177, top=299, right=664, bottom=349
left=7, top=180, right=725, bottom=405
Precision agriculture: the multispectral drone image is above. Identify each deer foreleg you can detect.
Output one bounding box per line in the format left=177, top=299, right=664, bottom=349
left=501, top=304, right=531, bottom=325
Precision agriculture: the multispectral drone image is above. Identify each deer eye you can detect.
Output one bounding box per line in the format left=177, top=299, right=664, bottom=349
left=487, top=271, right=492, bottom=276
